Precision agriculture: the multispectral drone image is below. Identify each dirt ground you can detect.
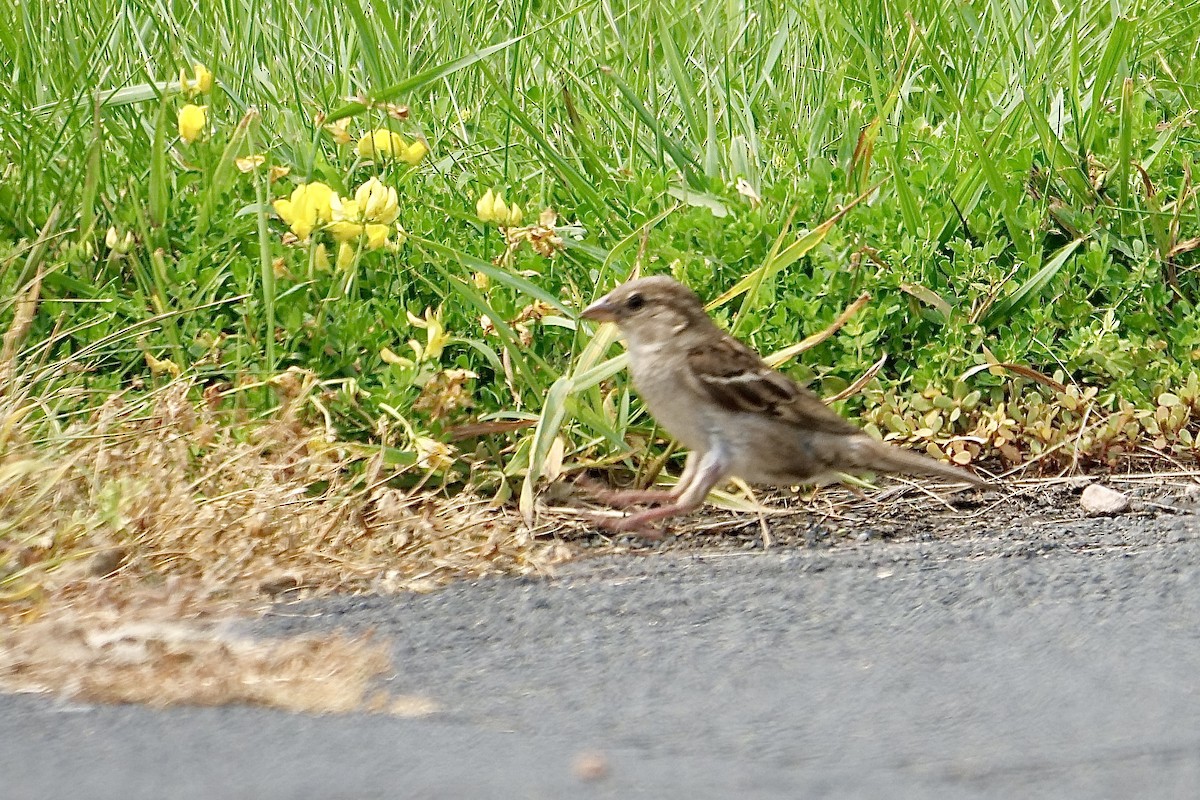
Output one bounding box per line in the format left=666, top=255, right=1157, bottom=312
left=563, top=471, right=1199, bottom=555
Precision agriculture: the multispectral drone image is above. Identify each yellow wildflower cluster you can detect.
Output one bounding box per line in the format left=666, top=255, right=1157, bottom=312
left=272, top=182, right=335, bottom=242
left=176, top=63, right=214, bottom=144
left=381, top=307, right=451, bottom=368
left=328, top=177, right=400, bottom=250
left=476, top=188, right=523, bottom=227
left=407, top=307, right=450, bottom=362
left=272, top=177, right=404, bottom=257
left=355, top=129, right=428, bottom=165
left=179, top=63, right=214, bottom=98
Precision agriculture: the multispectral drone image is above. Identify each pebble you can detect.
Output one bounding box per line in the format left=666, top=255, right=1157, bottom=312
left=1080, top=484, right=1131, bottom=516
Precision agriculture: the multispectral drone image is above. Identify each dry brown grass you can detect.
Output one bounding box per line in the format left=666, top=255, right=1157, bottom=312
left=0, top=374, right=569, bottom=617
left=0, top=582, right=428, bottom=714
left=0, top=372, right=573, bottom=712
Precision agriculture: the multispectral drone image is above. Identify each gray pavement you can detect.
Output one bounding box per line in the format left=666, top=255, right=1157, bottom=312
left=4, top=509, right=1200, bottom=799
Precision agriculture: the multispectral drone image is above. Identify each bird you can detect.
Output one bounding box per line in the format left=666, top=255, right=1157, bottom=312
left=578, top=275, right=991, bottom=533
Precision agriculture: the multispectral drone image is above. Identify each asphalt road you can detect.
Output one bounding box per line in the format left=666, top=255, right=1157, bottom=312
left=4, top=506, right=1200, bottom=799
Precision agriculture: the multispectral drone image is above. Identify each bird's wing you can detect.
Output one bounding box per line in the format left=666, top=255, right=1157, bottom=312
left=685, top=334, right=860, bottom=436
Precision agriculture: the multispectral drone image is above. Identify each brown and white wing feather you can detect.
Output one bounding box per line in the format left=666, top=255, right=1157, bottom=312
left=685, top=335, right=859, bottom=436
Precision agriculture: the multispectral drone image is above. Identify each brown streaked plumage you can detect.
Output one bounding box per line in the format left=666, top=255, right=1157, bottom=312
left=579, top=275, right=990, bottom=533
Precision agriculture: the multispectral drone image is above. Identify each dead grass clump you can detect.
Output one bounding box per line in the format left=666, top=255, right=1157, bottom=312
left=0, top=582, right=418, bottom=714
left=0, top=374, right=566, bottom=615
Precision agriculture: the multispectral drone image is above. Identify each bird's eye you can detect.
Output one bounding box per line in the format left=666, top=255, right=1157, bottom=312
left=625, top=293, right=645, bottom=311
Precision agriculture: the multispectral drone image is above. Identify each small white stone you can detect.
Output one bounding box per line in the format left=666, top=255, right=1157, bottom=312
left=1080, top=483, right=1131, bottom=515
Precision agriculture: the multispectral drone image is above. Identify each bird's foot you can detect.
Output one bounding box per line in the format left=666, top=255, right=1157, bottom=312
left=581, top=510, right=669, bottom=539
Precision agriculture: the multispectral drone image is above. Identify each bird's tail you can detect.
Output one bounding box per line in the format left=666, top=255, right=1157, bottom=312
left=842, top=435, right=992, bottom=488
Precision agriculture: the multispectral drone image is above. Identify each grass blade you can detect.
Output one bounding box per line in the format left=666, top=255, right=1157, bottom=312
left=980, top=238, right=1083, bottom=328
left=519, top=375, right=572, bottom=525
left=601, top=65, right=703, bottom=187
left=326, top=0, right=599, bottom=122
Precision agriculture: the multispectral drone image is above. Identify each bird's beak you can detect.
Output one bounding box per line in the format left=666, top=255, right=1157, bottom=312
left=581, top=294, right=619, bottom=323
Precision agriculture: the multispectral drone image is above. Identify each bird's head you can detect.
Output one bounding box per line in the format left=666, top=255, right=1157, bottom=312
left=581, top=276, right=714, bottom=348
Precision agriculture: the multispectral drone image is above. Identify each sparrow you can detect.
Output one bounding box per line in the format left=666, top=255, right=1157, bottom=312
left=579, top=275, right=990, bottom=532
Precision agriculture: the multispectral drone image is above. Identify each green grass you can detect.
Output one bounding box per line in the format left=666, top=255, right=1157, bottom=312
left=2, top=0, right=1200, bottom=499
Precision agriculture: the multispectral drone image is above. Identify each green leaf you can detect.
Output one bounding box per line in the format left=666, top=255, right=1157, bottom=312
left=519, top=375, right=573, bottom=524
left=1082, top=16, right=1135, bottom=153
left=655, top=9, right=702, bottom=150
left=980, top=239, right=1084, bottom=328
left=148, top=99, right=169, bottom=229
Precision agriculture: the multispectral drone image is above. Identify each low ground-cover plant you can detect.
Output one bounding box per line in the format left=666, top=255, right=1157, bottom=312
left=1, top=0, right=1199, bottom=601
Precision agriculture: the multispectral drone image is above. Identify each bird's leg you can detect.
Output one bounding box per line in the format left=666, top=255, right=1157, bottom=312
left=592, top=449, right=725, bottom=534
left=576, top=453, right=700, bottom=507
left=574, top=479, right=677, bottom=507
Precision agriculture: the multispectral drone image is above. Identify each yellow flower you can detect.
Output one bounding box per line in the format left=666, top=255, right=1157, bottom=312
left=354, top=177, right=400, bottom=224
left=401, top=139, right=428, bottom=165
left=195, top=64, right=213, bottom=93
left=337, top=242, right=356, bottom=271
left=476, top=189, right=495, bottom=221
left=355, top=130, right=428, bottom=165
left=407, top=307, right=449, bottom=362
left=476, top=188, right=523, bottom=226
left=327, top=219, right=363, bottom=243
left=313, top=243, right=331, bottom=272
left=492, top=194, right=510, bottom=224
left=327, top=178, right=398, bottom=249
left=272, top=181, right=335, bottom=242
left=356, top=129, right=406, bottom=161
left=328, top=195, right=365, bottom=242
left=179, top=63, right=213, bottom=98
left=364, top=224, right=390, bottom=251
left=303, top=182, right=335, bottom=218
left=178, top=104, right=207, bottom=144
